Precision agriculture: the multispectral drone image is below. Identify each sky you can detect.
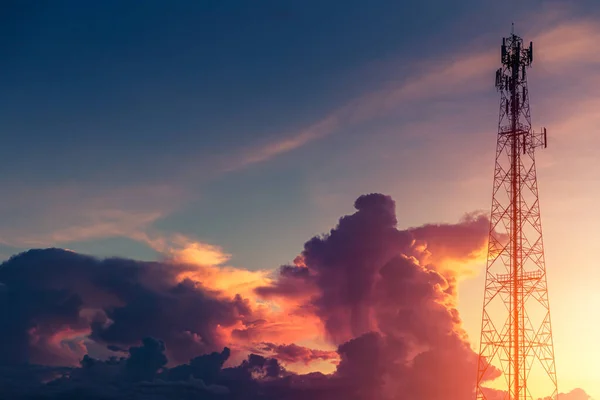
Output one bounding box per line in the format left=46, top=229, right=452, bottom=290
left=1, top=1, right=599, bottom=399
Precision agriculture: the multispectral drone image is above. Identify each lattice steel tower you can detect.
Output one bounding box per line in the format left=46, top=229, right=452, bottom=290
left=475, top=29, right=558, bottom=400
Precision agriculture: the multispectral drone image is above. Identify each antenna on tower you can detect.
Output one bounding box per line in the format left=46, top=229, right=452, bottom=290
left=475, top=29, right=558, bottom=400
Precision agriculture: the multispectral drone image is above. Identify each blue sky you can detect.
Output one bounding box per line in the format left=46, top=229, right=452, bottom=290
left=2, top=1, right=600, bottom=397
left=2, top=0, right=492, bottom=187
left=4, top=0, right=593, bottom=267
left=1, top=0, right=599, bottom=270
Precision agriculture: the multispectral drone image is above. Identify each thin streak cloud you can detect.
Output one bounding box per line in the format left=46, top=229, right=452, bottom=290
left=0, top=184, right=182, bottom=249
left=219, top=14, right=600, bottom=173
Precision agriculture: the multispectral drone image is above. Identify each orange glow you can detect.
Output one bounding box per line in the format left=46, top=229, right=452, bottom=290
left=155, top=228, right=500, bottom=376
left=166, top=234, right=494, bottom=375
left=411, top=239, right=488, bottom=280
left=154, top=237, right=327, bottom=367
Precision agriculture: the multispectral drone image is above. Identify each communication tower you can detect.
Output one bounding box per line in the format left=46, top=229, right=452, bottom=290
left=475, top=30, right=558, bottom=400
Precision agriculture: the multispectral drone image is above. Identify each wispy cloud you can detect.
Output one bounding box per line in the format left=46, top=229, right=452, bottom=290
left=222, top=12, right=600, bottom=172
left=221, top=50, right=496, bottom=173
left=534, top=19, right=600, bottom=68
left=0, top=184, right=182, bottom=248
left=222, top=115, right=341, bottom=172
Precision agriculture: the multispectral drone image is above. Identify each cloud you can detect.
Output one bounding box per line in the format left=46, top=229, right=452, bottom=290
left=152, top=234, right=232, bottom=266
left=0, top=193, right=593, bottom=399
left=255, top=193, right=498, bottom=399
left=552, top=388, right=595, bottom=400
left=0, top=244, right=321, bottom=371
left=143, top=233, right=272, bottom=301
left=140, top=234, right=325, bottom=350
left=533, top=18, right=600, bottom=70
left=220, top=48, right=495, bottom=173
left=218, top=13, right=600, bottom=174
left=253, top=342, right=338, bottom=366
left=484, top=387, right=596, bottom=400
left=0, top=184, right=181, bottom=248
left=0, top=248, right=253, bottom=366
left=408, top=211, right=490, bottom=279
left=222, top=115, right=341, bottom=172
left=0, top=183, right=250, bottom=275
left=537, top=388, right=597, bottom=400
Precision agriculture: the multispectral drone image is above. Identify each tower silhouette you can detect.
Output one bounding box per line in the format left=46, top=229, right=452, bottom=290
left=475, top=30, right=558, bottom=400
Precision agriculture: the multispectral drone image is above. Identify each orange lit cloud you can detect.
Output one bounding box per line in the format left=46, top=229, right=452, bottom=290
left=142, top=232, right=233, bottom=267
left=139, top=233, right=327, bottom=361
left=408, top=211, right=490, bottom=279
left=143, top=233, right=272, bottom=301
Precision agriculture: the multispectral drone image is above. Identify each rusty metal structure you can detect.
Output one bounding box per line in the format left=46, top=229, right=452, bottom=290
left=475, top=28, right=558, bottom=400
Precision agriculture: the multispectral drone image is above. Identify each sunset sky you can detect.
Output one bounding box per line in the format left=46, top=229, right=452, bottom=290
left=1, top=1, right=599, bottom=399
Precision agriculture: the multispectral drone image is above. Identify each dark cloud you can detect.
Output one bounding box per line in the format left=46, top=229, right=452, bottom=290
left=254, top=342, right=338, bottom=365
left=254, top=263, right=313, bottom=299
left=0, top=248, right=252, bottom=366
left=163, top=347, right=231, bottom=383
left=125, top=337, right=168, bottom=381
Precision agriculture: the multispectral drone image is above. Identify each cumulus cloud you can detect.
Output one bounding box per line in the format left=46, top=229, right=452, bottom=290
left=253, top=193, right=499, bottom=399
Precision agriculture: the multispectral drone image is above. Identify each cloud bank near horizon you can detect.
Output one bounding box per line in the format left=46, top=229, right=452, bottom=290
left=0, top=193, right=588, bottom=399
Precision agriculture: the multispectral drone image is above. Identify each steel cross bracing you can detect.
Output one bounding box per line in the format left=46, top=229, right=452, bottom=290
left=475, top=32, right=558, bottom=400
